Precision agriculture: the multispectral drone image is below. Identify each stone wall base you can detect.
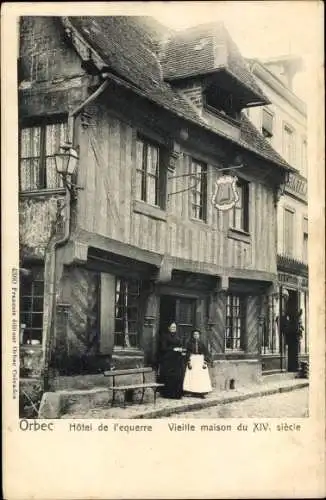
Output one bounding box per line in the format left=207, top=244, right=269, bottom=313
left=209, top=359, right=262, bottom=391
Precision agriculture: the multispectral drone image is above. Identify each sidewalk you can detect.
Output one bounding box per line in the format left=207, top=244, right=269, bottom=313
left=60, top=374, right=308, bottom=419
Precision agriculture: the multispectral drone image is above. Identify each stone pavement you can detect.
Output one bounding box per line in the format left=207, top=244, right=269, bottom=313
left=164, top=387, right=309, bottom=418
left=60, top=374, right=309, bottom=419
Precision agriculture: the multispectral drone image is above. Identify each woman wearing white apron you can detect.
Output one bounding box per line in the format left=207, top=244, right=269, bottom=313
left=183, top=329, right=212, bottom=398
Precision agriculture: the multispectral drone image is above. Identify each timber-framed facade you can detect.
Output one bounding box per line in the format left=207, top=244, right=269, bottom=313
left=18, top=16, right=297, bottom=391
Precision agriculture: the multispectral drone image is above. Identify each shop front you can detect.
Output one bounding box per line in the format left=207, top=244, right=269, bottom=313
left=261, top=258, right=309, bottom=373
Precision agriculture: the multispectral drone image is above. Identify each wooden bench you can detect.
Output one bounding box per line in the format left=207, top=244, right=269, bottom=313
left=104, top=367, right=164, bottom=407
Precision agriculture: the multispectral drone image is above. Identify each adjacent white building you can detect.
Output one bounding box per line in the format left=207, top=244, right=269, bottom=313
left=248, top=56, right=309, bottom=372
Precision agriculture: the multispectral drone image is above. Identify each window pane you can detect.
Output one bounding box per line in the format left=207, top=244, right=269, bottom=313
left=115, top=319, right=123, bottom=333
left=21, top=312, right=31, bottom=326
left=190, top=160, right=206, bottom=220
left=20, top=267, right=44, bottom=344
left=33, top=281, right=44, bottom=295
left=31, top=313, right=43, bottom=329
left=20, top=127, right=41, bottom=158
left=46, top=157, right=62, bottom=189
left=114, top=333, right=125, bottom=347
left=128, top=320, right=138, bottom=333
left=45, top=123, right=67, bottom=189
left=114, top=277, right=140, bottom=348
left=45, top=123, right=67, bottom=156
left=21, top=296, right=32, bottom=311
left=147, top=145, right=158, bottom=176
left=225, top=294, right=245, bottom=351
left=20, top=158, right=41, bottom=191
left=234, top=207, right=242, bottom=230
left=33, top=297, right=44, bottom=311
left=147, top=176, right=157, bottom=206
left=128, top=334, right=138, bottom=348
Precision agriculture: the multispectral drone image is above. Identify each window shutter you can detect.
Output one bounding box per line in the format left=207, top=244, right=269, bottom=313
left=262, top=109, right=273, bottom=137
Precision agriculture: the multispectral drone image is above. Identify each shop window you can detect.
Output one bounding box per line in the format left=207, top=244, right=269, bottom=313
left=20, top=117, right=68, bottom=192
left=225, top=294, right=246, bottom=351
left=20, top=266, right=44, bottom=345
left=261, top=295, right=280, bottom=354
left=190, top=159, right=207, bottom=221
left=114, top=277, right=141, bottom=348
left=230, top=179, right=249, bottom=232
left=284, top=208, right=295, bottom=256
left=135, top=136, right=166, bottom=208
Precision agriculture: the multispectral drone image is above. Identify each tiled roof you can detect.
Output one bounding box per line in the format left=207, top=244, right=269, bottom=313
left=161, top=22, right=269, bottom=103
left=239, top=114, right=291, bottom=169
left=67, top=16, right=291, bottom=171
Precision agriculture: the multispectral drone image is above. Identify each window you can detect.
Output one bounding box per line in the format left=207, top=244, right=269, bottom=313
left=20, top=118, right=68, bottom=191
left=190, top=159, right=207, bottom=221
left=225, top=294, right=245, bottom=350
left=284, top=208, right=295, bottom=256
left=262, top=109, right=274, bottom=139
left=114, top=277, right=141, bottom=348
left=303, top=217, right=308, bottom=263
left=136, top=136, right=165, bottom=207
left=20, top=266, right=44, bottom=345
left=283, top=125, right=295, bottom=165
left=230, top=179, right=249, bottom=232
left=261, top=295, right=280, bottom=354
left=205, top=85, right=240, bottom=120
left=301, top=138, right=308, bottom=177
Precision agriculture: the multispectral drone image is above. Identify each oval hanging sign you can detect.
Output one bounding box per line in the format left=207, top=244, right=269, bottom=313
left=211, top=175, right=239, bottom=211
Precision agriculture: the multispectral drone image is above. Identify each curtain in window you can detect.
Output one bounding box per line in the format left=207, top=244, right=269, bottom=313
left=191, top=160, right=206, bottom=220
left=20, top=126, right=41, bottom=191
left=233, top=185, right=243, bottom=230
left=45, top=123, right=66, bottom=189
left=147, top=144, right=159, bottom=206
left=225, top=295, right=243, bottom=350
left=114, top=278, right=140, bottom=348
left=20, top=121, right=67, bottom=191
left=135, top=138, right=159, bottom=206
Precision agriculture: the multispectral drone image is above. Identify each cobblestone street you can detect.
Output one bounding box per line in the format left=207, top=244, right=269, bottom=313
left=165, top=387, right=309, bottom=418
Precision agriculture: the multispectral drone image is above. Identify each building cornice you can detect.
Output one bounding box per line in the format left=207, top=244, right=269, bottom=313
left=250, top=61, right=307, bottom=117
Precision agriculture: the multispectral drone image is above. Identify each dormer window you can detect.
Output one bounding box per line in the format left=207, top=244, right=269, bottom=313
left=204, top=84, right=241, bottom=121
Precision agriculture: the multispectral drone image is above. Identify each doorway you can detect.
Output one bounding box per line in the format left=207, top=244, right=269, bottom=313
left=159, top=295, right=196, bottom=348
left=286, top=289, right=299, bottom=372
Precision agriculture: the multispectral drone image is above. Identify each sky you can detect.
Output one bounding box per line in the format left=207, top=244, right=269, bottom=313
left=146, top=1, right=323, bottom=104
left=10, top=1, right=324, bottom=104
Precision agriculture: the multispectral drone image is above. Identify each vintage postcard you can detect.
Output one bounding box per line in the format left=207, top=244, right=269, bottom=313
left=2, top=1, right=325, bottom=499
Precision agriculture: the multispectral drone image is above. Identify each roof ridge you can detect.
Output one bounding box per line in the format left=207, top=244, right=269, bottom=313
left=67, top=16, right=291, bottom=171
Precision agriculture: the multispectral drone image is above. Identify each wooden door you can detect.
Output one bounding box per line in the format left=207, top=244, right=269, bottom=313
left=175, top=297, right=196, bottom=347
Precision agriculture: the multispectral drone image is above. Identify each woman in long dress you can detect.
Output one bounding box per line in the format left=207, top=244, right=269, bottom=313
left=183, top=329, right=212, bottom=398
left=159, top=322, right=187, bottom=399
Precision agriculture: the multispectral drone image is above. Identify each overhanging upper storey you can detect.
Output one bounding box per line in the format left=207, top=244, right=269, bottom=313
left=161, top=22, right=270, bottom=110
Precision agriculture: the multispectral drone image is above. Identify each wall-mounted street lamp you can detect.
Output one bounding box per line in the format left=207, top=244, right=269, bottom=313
left=54, top=142, right=83, bottom=197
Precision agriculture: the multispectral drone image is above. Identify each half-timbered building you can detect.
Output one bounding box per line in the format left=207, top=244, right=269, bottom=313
left=18, top=17, right=295, bottom=390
